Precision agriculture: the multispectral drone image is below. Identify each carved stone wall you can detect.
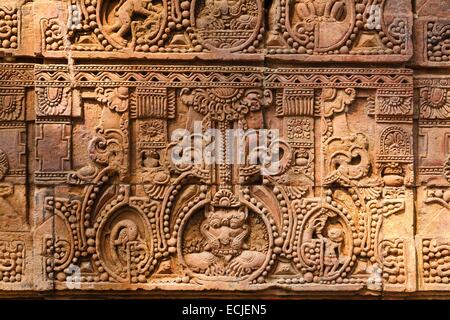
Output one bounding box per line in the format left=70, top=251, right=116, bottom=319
left=0, top=0, right=448, bottom=298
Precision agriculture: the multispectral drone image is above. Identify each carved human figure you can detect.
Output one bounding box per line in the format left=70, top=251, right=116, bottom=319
left=318, top=225, right=345, bottom=275
left=184, top=200, right=265, bottom=277
left=295, top=0, right=346, bottom=23
left=303, top=215, right=348, bottom=278
left=104, top=0, right=160, bottom=45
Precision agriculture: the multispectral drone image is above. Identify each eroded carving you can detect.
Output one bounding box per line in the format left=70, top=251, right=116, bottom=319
left=0, top=0, right=446, bottom=297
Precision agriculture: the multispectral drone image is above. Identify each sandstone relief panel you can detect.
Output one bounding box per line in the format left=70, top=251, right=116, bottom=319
left=0, top=0, right=447, bottom=298
left=0, top=0, right=411, bottom=61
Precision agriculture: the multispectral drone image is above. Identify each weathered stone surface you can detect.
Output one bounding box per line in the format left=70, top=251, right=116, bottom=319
left=0, top=0, right=447, bottom=298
